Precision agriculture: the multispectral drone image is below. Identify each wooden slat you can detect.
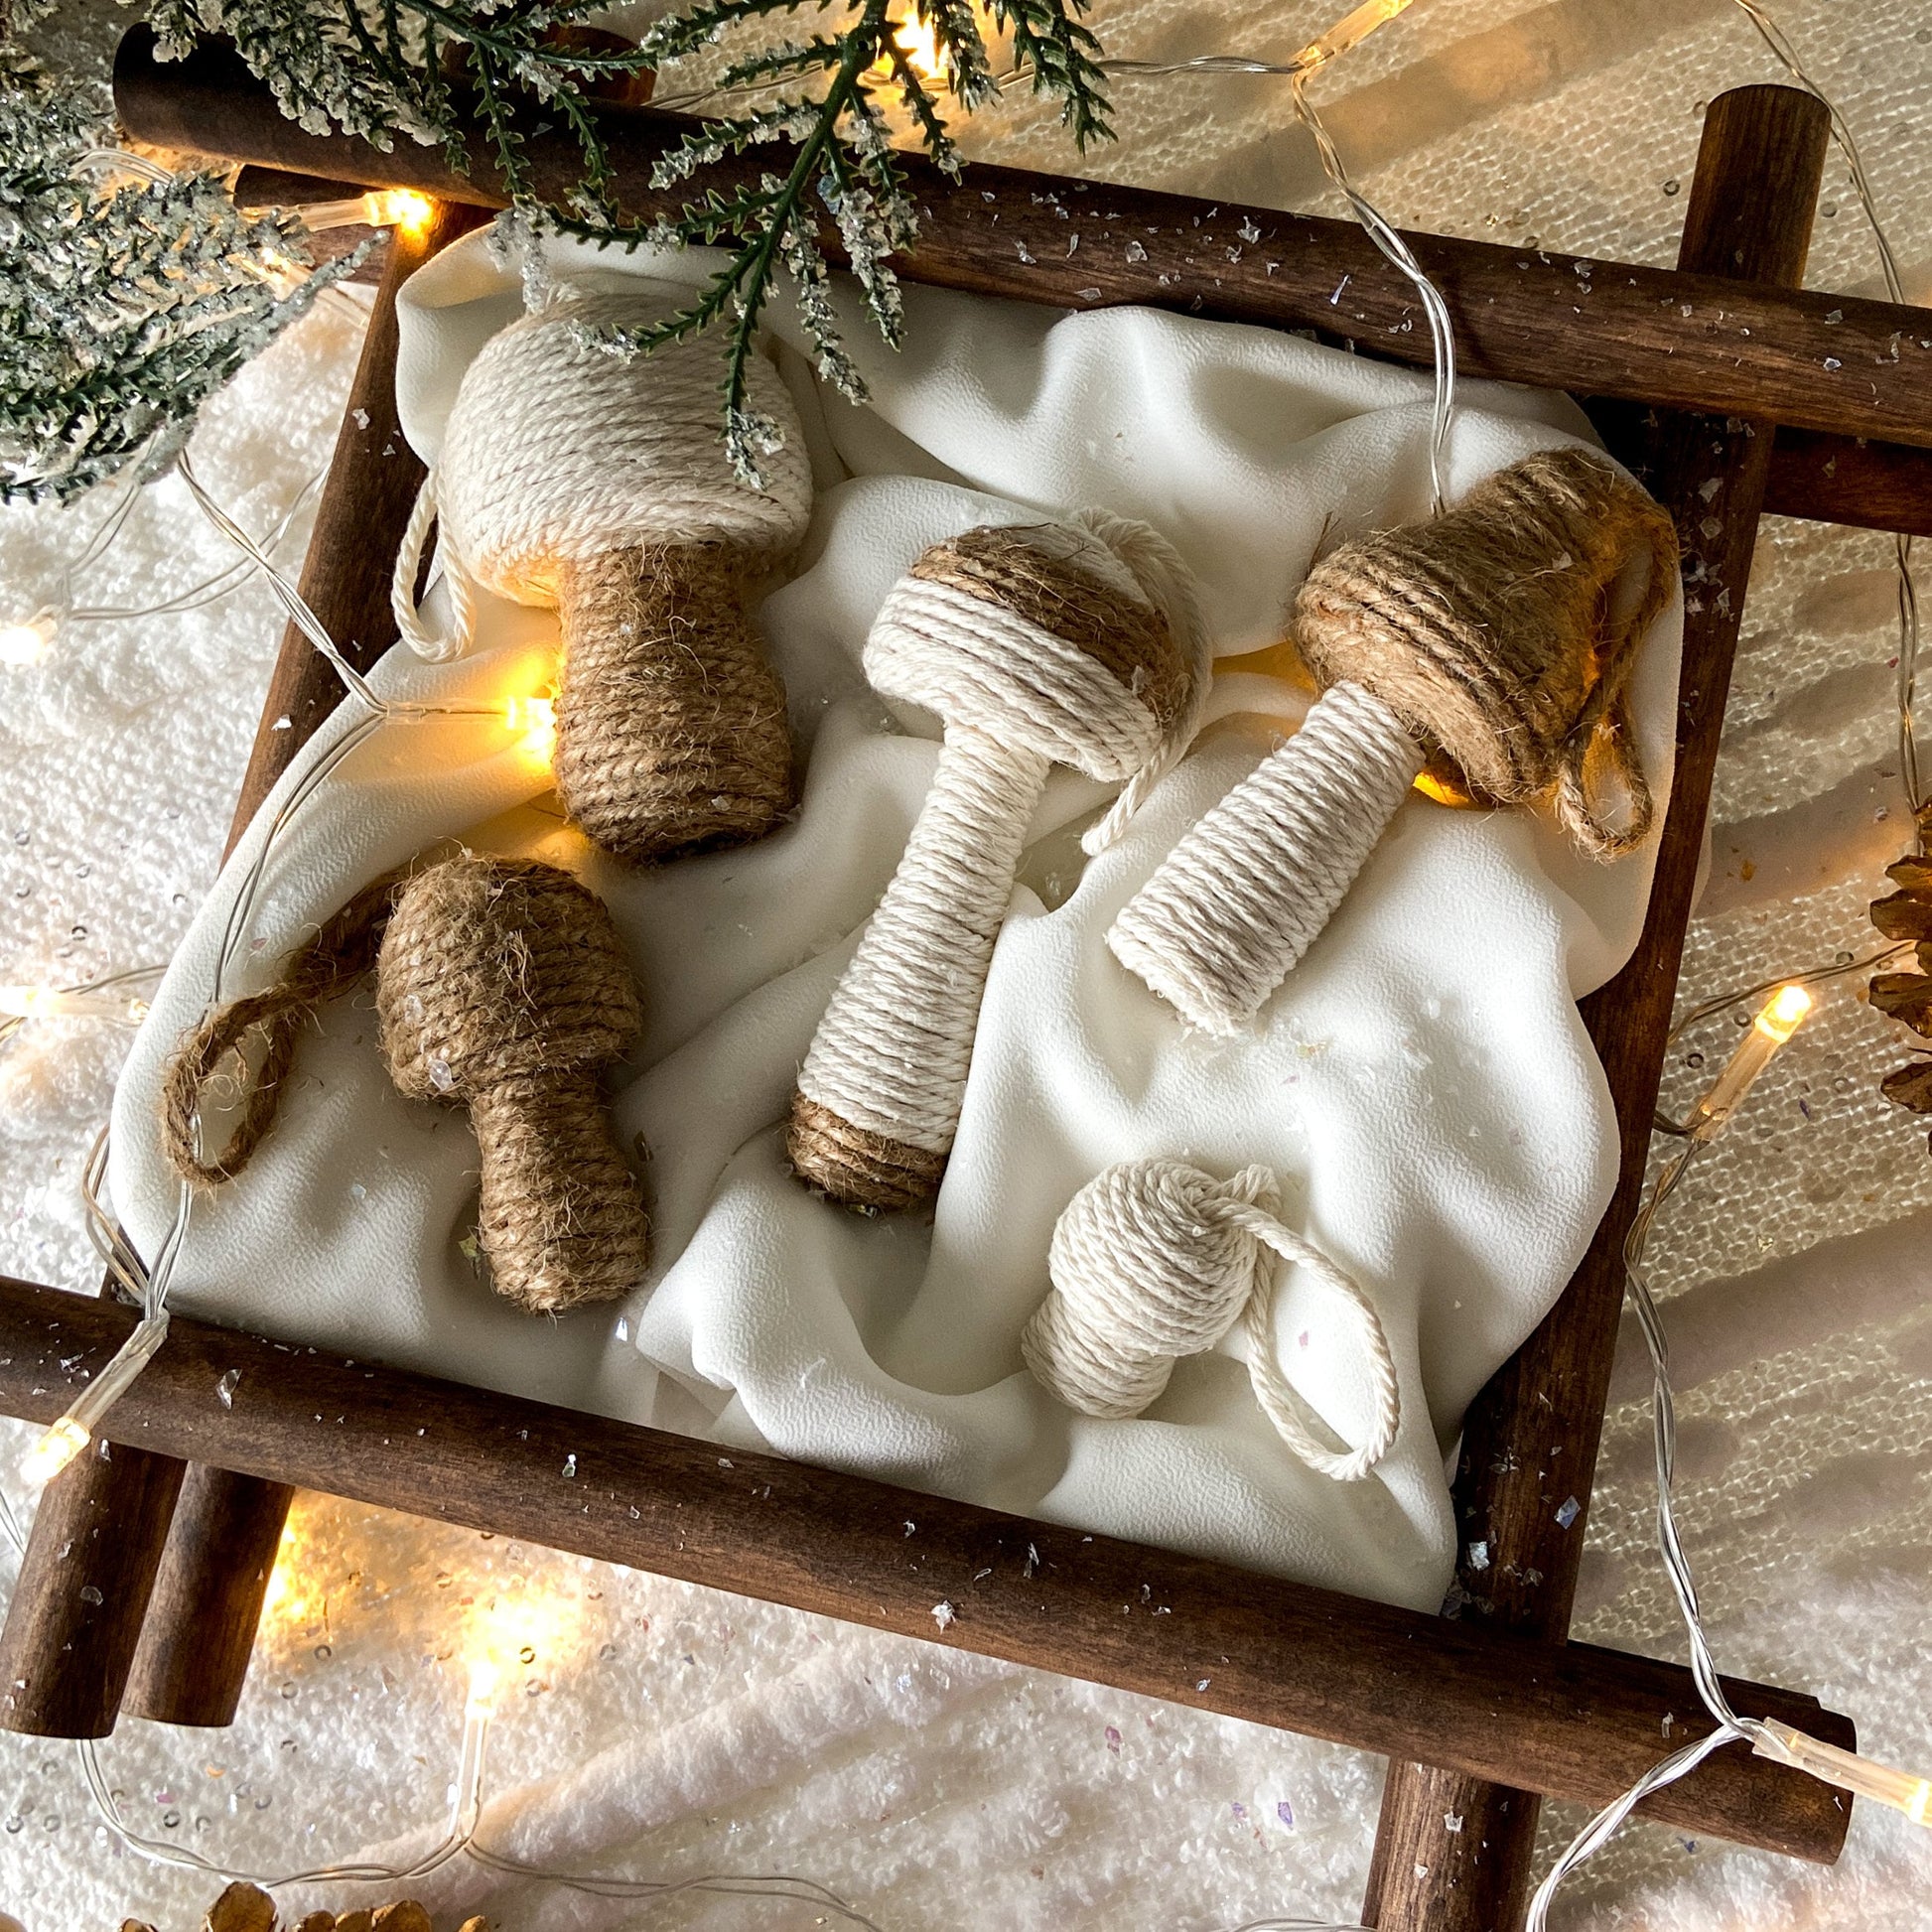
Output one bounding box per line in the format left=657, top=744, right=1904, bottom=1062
left=1766, top=429, right=1932, bottom=537
left=0, top=1442, right=185, bottom=1738
left=111, top=26, right=1932, bottom=455
left=1363, top=82, right=1834, bottom=1932
left=0, top=1272, right=1854, bottom=1862
left=112, top=197, right=487, bottom=1732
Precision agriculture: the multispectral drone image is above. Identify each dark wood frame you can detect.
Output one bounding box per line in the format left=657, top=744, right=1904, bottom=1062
left=1, top=43, right=1920, bottom=1930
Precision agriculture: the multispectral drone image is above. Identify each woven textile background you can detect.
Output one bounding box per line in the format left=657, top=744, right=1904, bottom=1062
left=2, top=1, right=1929, bottom=1924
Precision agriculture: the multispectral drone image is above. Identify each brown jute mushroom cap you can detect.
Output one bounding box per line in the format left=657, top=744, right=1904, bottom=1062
left=375, top=854, right=648, bottom=1314
left=1292, top=445, right=1679, bottom=855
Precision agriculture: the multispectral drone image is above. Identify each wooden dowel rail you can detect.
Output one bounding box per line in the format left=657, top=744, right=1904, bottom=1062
left=0, top=1271, right=1856, bottom=1863
left=1364, top=82, right=1833, bottom=1932
left=219, top=165, right=1932, bottom=545
left=115, top=196, right=489, bottom=1732
left=0, top=1444, right=185, bottom=1738
left=112, top=26, right=1932, bottom=457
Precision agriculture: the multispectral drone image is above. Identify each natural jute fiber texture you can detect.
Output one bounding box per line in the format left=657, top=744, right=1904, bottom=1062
left=160, top=854, right=648, bottom=1315
left=1023, top=1160, right=1401, bottom=1482
left=375, top=855, right=648, bottom=1313
left=390, top=294, right=812, bottom=863
left=159, top=872, right=402, bottom=1189
left=1110, top=446, right=1679, bottom=1035
left=787, top=514, right=1206, bottom=1214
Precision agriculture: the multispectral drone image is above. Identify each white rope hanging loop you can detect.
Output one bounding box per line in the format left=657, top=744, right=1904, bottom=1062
left=788, top=515, right=1206, bottom=1213
left=1022, top=1159, right=1401, bottom=1482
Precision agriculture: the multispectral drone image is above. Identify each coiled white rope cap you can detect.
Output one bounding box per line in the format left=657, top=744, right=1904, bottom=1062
left=391, top=290, right=812, bottom=661
left=1022, top=1159, right=1401, bottom=1482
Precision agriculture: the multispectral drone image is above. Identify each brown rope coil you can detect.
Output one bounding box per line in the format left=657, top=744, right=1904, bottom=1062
left=160, top=874, right=403, bottom=1189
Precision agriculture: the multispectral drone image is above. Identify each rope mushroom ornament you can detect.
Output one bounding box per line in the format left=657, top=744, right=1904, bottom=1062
left=374, top=854, right=649, bottom=1313
left=1023, top=1160, right=1401, bottom=1481
left=788, top=514, right=1208, bottom=1213
left=161, top=852, right=650, bottom=1315
left=1109, top=446, right=1679, bottom=1035
left=392, top=291, right=813, bottom=864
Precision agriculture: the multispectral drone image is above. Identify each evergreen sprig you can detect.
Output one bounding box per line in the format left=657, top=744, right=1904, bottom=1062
left=612, top=0, right=1112, bottom=478
left=143, top=0, right=1111, bottom=480
left=0, top=54, right=366, bottom=503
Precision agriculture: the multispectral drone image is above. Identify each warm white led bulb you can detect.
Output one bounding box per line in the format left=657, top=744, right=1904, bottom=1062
left=1686, top=982, right=1814, bottom=1143
left=0, top=608, right=58, bottom=667
left=466, top=1655, right=501, bottom=1720
left=1753, top=1719, right=1932, bottom=1827
left=20, top=1416, right=90, bottom=1487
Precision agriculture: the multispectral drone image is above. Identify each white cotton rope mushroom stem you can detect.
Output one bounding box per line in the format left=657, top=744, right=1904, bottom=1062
left=796, top=723, right=1051, bottom=1175
left=1023, top=1159, right=1400, bottom=1482
left=788, top=515, right=1205, bottom=1213
left=1111, top=447, right=1678, bottom=1035
left=1109, top=679, right=1424, bottom=1035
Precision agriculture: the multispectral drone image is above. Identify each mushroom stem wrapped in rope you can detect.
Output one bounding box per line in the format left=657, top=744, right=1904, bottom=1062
left=1110, top=447, right=1679, bottom=1035
left=788, top=514, right=1206, bottom=1212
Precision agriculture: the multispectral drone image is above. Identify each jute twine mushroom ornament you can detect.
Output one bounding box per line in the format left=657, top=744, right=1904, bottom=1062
left=788, top=515, right=1207, bottom=1213
left=391, top=292, right=812, bottom=863
left=1109, top=447, right=1680, bottom=1035
left=162, top=853, right=649, bottom=1314
left=1023, top=1160, right=1401, bottom=1481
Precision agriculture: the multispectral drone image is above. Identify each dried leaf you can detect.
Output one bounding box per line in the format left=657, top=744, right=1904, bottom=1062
left=294, top=1916, right=336, bottom=1932
left=206, top=1885, right=277, bottom=1932
left=334, top=1915, right=373, bottom=1932
left=1869, top=972, right=1932, bottom=1035
left=120, top=1922, right=159, bottom=1932
left=1870, top=888, right=1932, bottom=940
left=1881, top=1058, right=1932, bottom=1114
left=457, top=1921, right=490, bottom=1932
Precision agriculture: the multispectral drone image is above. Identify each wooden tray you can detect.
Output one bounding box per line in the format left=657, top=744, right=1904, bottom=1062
left=3, top=42, right=1922, bottom=1929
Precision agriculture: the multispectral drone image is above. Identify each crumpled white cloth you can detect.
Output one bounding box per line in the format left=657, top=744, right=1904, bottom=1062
left=109, top=229, right=1680, bottom=1614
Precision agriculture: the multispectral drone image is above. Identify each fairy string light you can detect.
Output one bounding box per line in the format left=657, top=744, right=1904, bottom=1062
left=1, top=462, right=324, bottom=670
left=14, top=453, right=556, bottom=1488
left=68, top=1636, right=893, bottom=1928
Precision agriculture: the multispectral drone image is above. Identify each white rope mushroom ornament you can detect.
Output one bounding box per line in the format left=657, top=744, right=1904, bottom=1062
left=788, top=513, right=1208, bottom=1212
left=392, top=292, right=813, bottom=863
left=1023, top=1159, right=1401, bottom=1482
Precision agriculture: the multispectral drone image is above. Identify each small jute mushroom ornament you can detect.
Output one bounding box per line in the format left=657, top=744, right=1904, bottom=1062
left=391, top=292, right=813, bottom=864
left=1022, top=1160, right=1400, bottom=1481
left=161, top=852, right=648, bottom=1314
left=119, top=1882, right=484, bottom=1932
left=1109, top=446, right=1680, bottom=1035
left=787, top=514, right=1207, bottom=1212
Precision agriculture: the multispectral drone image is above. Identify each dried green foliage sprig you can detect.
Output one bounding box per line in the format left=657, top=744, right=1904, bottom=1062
left=0, top=53, right=365, bottom=503
left=146, top=0, right=661, bottom=221
left=593, top=0, right=1110, bottom=478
